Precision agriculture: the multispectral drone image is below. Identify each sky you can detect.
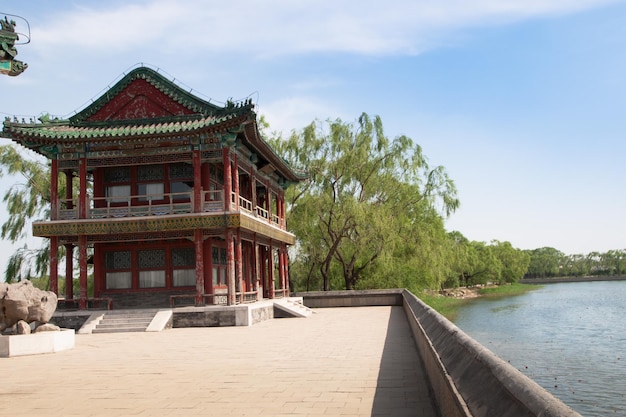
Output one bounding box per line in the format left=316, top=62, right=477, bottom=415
left=1, top=0, right=626, bottom=278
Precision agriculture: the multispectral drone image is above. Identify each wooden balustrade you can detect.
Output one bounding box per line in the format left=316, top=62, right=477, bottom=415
left=55, top=189, right=284, bottom=227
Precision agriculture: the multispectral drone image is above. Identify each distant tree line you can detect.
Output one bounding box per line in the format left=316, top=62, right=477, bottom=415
left=524, top=247, right=626, bottom=279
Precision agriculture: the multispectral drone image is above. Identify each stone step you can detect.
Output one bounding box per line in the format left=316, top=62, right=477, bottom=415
left=95, top=322, right=152, bottom=328
left=273, top=299, right=314, bottom=318
left=101, top=313, right=155, bottom=319
left=78, top=309, right=172, bottom=334
left=98, top=318, right=152, bottom=324
left=92, top=327, right=149, bottom=334
left=93, top=310, right=159, bottom=333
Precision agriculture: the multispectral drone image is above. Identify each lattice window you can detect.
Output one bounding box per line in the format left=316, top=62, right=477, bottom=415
left=104, top=167, right=131, bottom=183
left=137, top=164, right=164, bottom=181
left=211, top=247, right=227, bottom=265
left=105, top=251, right=132, bottom=270
left=138, top=249, right=165, bottom=269
left=212, top=267, right=227, bottom=286
left=210, top=165, right=224, bottom=185
left=172, top=247, right=195, bottom=267
left=169, top=163, right=193, bottom=180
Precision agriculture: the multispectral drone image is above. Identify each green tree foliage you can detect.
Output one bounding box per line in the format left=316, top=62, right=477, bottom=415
left=0, top=145, right=53, bottom=282
left=601, top=249, right=626, bottom=275
left=524, top=247, right=565, bottom=278
left=490, top=240, right=530, bottom=283
left=439, top=234, right=530, bottom=288
left=525, top=247, right=626, bottom=278
left=270, top=113, right=460, bottom=291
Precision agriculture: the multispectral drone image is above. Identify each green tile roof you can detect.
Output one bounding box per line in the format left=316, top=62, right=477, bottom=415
left=4, top=113, right=242, bottom=141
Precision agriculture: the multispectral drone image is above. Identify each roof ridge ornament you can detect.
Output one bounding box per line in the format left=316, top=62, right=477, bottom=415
left=0, top=13, right=29, bottom=76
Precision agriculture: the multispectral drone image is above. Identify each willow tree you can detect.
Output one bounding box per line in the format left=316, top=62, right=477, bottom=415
left=0, top=144, right=54, bottom=281
left=271, top=113, right=459, bottom=291
left=0, top=144, right=82, bottom=283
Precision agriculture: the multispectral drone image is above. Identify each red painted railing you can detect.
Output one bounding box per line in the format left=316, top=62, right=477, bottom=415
left=56, top=190, right=284, bottom=228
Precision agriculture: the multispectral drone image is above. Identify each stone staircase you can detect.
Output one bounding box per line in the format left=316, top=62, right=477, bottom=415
left=273, top=298, right=315, bottom=318
left=79, top=309, right=172, bottom=334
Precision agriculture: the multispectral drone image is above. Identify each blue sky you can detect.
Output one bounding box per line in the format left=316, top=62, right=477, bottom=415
left=1, top=0, right=626, bottom=278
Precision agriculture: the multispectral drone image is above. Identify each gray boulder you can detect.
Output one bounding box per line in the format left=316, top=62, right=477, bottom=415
left=15, top=320, right=31, bottom=335
left=0, top=280, right=58, bottom=332
left=34, top=323, right=61, bottom=333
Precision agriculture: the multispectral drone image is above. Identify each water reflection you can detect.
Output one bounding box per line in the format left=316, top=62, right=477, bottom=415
left=453, top=281, right=626, bottom=417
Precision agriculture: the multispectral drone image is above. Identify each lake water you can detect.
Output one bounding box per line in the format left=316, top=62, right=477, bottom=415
left=452, top=281, right=626, bottom=416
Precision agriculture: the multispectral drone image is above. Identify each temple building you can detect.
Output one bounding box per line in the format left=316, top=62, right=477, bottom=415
left=2, top=66, right=304, bottom=310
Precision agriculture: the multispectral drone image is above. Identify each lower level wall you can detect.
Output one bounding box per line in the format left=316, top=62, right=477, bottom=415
left=172, top=303, right=274, bottom=328
left=51, top=301, right=276, bottom=330
left=401, top=290, right=582, bottom=417
left=49, top=311, right=93, bottom=331
left=295, top=289, right=403, bottom=308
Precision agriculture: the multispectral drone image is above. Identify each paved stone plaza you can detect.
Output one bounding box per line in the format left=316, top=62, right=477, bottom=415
left=1, top=306, right=438, bottom=417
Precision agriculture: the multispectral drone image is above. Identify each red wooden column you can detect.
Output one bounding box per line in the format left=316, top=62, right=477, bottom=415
left=277, top=194, right=282, bottom=225
left=276, top=246, right=283, bottom=296
left=280, top=247, right=287, bottom=296
left=281, top=197, right=286, bottom=228
left=204, top=237, right=213, bottom=296
left=284, top=247, right=291, bottom=294
left=235, top=229, right=243, bottom=297
left=233, top=153, right=239, bottom=210
left=50, top=159, right=59, bottom=220
left=78, top=157, right=87, bottom=219
left=78, top=235, right=88, bottom=309
left=282, top=248, right=288, bottom=295
left=65, top=244, right=74, bottom=300
left=49, top=237, right=58, bottom=295
left=201, top=160, right=211, bottom=207
left=63, top=170, right=75, bottom=300
left=194, top=229, right=205, bottom=306
left=268, top=241, right=275, bottom=299
left=193, top=148, right=202, bottom=213
left=252, top=236, right=260, bottom=300
left=266, top=182, right=272, bottom=223
left=251, top=172, right=257, bottom=215
left=222, top=148, right=232, bottom=211
left=65, top=170, right=74, bottom=209
left=226, top=229, right=236, bottom=305
left=260, top=246, right=267, bottom=298
left=77, top=154, right=89, bottom=310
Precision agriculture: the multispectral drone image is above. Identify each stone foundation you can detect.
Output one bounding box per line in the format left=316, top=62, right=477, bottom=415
left=0, top=329, right=75, bottom=357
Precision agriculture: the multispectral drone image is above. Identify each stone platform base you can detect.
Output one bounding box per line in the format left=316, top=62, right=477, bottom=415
left=0, top=329, right=75, bottom=357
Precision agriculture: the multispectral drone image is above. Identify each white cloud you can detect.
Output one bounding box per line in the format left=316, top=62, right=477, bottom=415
left=258, top=96, right=347, bottom=136
left=30, top=0, right=622, bottom=58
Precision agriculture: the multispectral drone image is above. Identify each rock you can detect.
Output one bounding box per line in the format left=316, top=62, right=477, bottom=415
left=34, top=323, right=61, bottom=333
left=3, top=285, right=29, bottom=324
left=0, top=280, right=58, bottom=332
left=15, top=320, right=31, bottom=335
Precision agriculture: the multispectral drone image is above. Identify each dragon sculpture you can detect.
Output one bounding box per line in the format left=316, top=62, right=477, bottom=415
left=0, top=16, right=28, bottom=76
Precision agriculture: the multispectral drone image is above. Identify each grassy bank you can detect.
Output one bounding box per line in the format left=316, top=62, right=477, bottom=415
left=418, top=293, right=471, bottom=321
left=419, top=283, right=543, bottom=321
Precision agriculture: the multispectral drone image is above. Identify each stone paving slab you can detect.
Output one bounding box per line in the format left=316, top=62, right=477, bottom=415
left=0, top=306, right=438, bottom=417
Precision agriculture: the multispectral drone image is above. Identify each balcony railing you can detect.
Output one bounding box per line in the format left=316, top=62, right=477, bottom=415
left=56, top=190, right=283, bottom=227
